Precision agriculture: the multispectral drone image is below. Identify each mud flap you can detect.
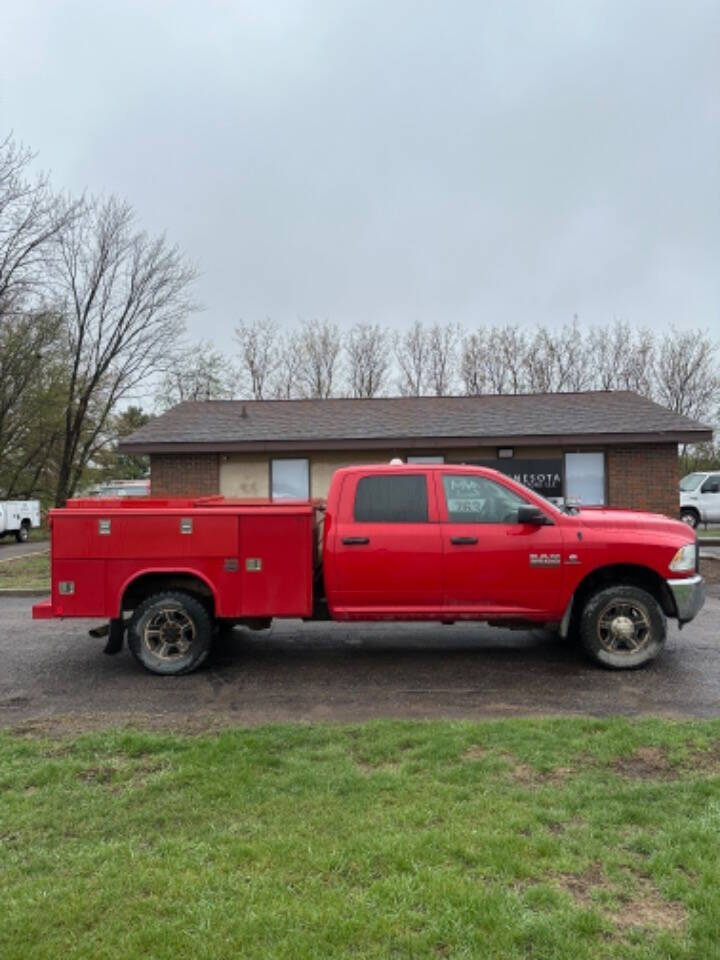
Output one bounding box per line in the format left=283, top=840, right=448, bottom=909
left=88, top=619, right=125, bottom=654
left=559, top=596, right=574, bottom=639
left=104, top=618, right=125, bottom=655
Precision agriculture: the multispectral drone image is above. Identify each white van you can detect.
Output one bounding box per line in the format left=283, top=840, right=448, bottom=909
left=0, top=500, right=41, bottom=542
left=680, top=472, right=720, bottom=528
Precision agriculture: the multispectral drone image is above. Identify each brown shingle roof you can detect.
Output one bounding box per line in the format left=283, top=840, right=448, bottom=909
left=119, top=391, right=713, bottom=453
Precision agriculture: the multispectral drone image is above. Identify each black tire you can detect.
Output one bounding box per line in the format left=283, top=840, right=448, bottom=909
left=127, top=591, right=213, bottom=675
left=15, top=523, right=29, bottom=543
left=579, top=585, right=666, bottom=669
left=680, top=509, right=699, bottom=529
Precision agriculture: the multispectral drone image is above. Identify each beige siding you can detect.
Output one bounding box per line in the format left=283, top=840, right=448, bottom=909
left=311, top=450, right=510, bottom=498
left=219, top=455, right=270, bottom=497
left=219, top=447, right=564, bottom=500
left=310, top=450, right=402, bottom=497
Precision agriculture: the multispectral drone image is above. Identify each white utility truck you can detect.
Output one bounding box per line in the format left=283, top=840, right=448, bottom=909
left=680, top=472, right=720, bottom=528
left=0, top=500, right=41, bottom=542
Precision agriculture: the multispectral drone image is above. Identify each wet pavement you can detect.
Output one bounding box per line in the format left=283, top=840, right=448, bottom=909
left=1, top=592, right=719, bottom=731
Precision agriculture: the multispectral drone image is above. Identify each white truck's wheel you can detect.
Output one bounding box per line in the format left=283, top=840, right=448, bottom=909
left=680, top=509, right=699, bottom=529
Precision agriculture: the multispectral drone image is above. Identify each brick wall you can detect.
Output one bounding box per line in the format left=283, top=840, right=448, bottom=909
left=606, top=444, right=678, bottom=517
left=150, top=454, right=220, bottom=496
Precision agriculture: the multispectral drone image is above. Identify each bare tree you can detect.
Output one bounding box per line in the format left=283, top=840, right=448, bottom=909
left=345, top=322, right=391, bottom=397
left=271, top=328, right=304, bottom=399
left=588, top=320, right=654, bottom=394
left=553, top=317, right=592, bottom=391
left=52, top=195, right=197, bottom=504
left=524, top=319, right=591, bottom=393
left=0, top=135, right=75, bottom=314
left=589, top=321, right=630, bottom=390
left=235, top=317, right=279, bottom=399
left=395, top=321, right=428, bottom=396
left=623, top=327, right=655, bottom=396
left=483, top=325, right=528, bottom=394
left=0, top=137, right=77, bottom=494
left=460, top=329, right=484, bottom=395
left=295, top=318, right=343, bottom=398
left=653, top=328, right=720, bottom=421
left=427, top=322, right=461, bottom=395
left=525, top=327, right=555, bottom=393
left=154, top=341, right=236, bottom=411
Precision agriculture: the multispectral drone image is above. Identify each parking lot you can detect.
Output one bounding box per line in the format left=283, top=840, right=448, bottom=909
left=2, top=584, right=719, bottom=731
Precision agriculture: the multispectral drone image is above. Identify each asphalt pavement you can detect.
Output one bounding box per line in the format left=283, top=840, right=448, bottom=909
left=0, top=539, right=49, bottom=561
left=1, top=593, right=719, bottom=731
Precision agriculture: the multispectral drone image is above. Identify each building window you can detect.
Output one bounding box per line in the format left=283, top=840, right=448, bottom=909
left=354, top=475, right=428, bottom=523
left=565, top=452, right=605, bottom=506
left=271, top=458, right=309, bottom=499
left=406, top=455, right=445, bottom=464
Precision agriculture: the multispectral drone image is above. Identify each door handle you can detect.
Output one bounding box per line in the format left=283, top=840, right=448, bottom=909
left=342, top=536, right=370, bottom=545
left=450, top=536, right=478, bottom=545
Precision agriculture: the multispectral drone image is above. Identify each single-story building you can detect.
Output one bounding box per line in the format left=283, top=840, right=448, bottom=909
left=119, top=391, right=713, bottom=517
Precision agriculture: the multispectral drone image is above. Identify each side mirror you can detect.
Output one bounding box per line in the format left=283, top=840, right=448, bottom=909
left=517, top=504, right=551, bottom=525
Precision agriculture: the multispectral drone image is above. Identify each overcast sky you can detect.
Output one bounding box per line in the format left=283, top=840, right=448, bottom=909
left=2, top=0, right=719, bottom=350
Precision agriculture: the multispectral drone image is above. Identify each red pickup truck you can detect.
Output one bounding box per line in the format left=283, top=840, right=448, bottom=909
left=33, top=463, right=704, bottom=674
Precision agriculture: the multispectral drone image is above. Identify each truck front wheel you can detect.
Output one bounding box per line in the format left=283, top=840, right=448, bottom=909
left=680, top=508, right=699, bottom=529
left=579, top=585, right=666, bottom=669
left=127, top=591, right=212, bottom=675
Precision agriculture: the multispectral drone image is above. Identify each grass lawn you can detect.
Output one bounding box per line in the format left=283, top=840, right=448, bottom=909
left=2, top=717, right=720, bottom=959
left=27, top=527, right=50, bottom=543
left=0, top=551, right=50, bottom=590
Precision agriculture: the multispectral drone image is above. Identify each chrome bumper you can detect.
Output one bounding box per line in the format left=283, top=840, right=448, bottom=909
left=667, top=575, right=705, bottom=623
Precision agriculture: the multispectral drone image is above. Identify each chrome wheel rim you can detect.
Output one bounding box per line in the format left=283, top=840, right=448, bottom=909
left=143, top=608, right=196, bottom=660
left=597, top=600, right=651, bottom=654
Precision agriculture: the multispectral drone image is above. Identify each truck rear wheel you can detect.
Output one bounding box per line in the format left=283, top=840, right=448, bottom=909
left=127, top=591, right=212, bottom=675
left=579, top=585, right=666, bottom=669
left=15, top=522, right=29, bottom=543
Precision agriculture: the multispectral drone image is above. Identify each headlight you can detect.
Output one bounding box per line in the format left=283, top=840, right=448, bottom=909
left=669, top=543, right=697, bottom=572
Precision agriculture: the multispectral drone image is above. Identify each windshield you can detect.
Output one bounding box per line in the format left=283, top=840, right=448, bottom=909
left=680, top=473, right=705, bottom=492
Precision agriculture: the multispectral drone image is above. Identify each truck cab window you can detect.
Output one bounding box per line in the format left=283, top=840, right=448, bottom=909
left=354, top=475, right=428, bottom=523
left=701, top=475, right=720, bottom=494
left=443, top=474, right=528, bottom=524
